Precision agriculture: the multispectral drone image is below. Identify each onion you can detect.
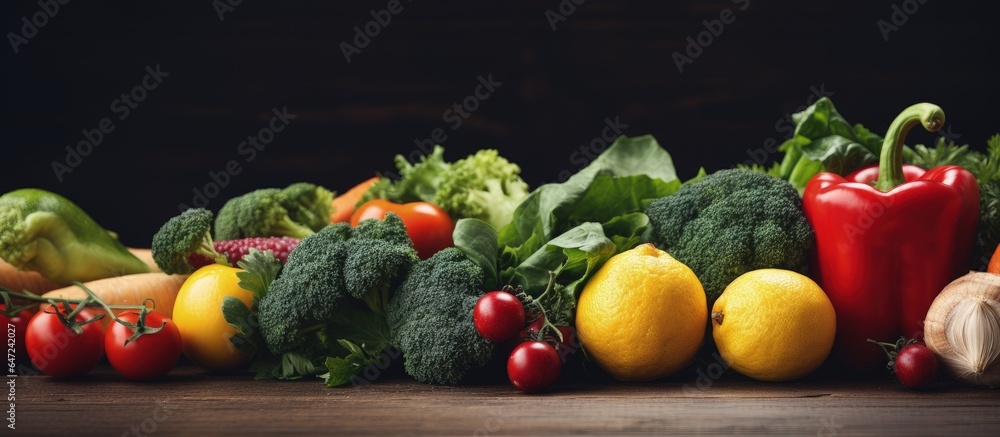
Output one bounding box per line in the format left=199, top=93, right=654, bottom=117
left=924, top=272, right=1000, bottom=387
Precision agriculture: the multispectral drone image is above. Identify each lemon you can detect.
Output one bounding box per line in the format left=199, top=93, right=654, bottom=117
left=172, top=264, right=253, bottom=370
left=711, top=269, right=836, bottom=382
left=576, top=243, right=707, bottom=382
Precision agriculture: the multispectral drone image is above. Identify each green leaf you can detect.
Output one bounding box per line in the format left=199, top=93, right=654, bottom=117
left=498, top=134, right=678, bottom=251
left=221, top=296, right=258, bottom=358
left=236, top=248, right=282, bottom=302
left=251, top=352, right=325, bottom=381
left=452, top=218, right=499, bottom=289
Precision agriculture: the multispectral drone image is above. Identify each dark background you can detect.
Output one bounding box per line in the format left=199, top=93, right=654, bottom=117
left=2, top=1, right=997, bottom=246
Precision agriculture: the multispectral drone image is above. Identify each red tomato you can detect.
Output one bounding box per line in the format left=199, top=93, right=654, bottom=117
left=507, top=341, right=561, bottom=393
left=474, top=291, right=525, bottom=342
left=25, top=305, right=105, bottom=378
left=1, top=304, right=33, bottom=362
left=105, top=311, right=183, bottom=380
left=350, top=199, right=454, bottom=259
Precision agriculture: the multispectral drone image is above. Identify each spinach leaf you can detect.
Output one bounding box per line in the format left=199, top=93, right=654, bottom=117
left=452, top=218, right=499, bottom=289
left=494, top=135, right=680, bottom=298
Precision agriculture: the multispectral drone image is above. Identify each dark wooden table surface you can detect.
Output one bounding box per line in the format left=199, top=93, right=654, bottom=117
left=10, top=365, right=1000, bottom=436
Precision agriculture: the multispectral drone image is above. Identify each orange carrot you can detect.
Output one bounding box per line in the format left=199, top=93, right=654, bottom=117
left=0, top=259, right=61, bottom=294
left=127, top=247, right=162, bottom=273
left=41, top=273, right=188, bottom=325
left=331, top=176, right=380, bottom=223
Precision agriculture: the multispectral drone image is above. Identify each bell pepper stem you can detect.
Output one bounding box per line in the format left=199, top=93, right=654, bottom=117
left=874, top=103, right=945, bottom=192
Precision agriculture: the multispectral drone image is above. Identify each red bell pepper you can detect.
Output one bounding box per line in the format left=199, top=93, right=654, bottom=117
left=802, top=103, right=979, bottom=373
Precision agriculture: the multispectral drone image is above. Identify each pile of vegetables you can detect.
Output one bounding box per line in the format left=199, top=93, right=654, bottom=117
left=5, top=97, right=1000, bottom=393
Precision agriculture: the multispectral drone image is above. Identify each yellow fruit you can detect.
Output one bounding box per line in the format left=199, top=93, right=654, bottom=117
left=576, top=243, right=707, bottom=382
left=172, top=264, right=253, bottom=370
left=711, top=269, right=836, bottom=382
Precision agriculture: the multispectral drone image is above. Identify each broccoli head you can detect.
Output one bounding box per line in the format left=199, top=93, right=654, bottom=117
left=0, top=188, right=150, bottom=284
left=279, top=183, right=334, bottom=232
left=645, top=169, right=815, bottom=306
left=256, top=213, right=417, bottom=355
left=151, top=208, right=231, bottom=274
left=386, top=248, right=495, bottom=385
left=433, top=149, right=530, bottom=231
left=215, top=188, right=316, bottom=240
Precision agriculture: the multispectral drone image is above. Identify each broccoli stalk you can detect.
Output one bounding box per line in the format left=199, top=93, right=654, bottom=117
left=0, top=188, right=150, bottom=284
left=214, top=188, right=317, bottom=240
left=645, top=169, right=815, bottom=307
left=386, top=248, right=495, bottom=385
left=151, top=208, right=231, bottom=274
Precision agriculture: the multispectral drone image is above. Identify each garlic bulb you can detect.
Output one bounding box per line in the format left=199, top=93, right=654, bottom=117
left=924, top=272, right=1000, bottom=387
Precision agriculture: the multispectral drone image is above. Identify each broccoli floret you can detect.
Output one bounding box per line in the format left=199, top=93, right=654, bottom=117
left=279, top=183, right=334, bottom=232
left=215, top=188, right=316, bottom=240
left=386, top=248, right=495, bottom=385
left=434, top=149, right=530, bottom=231
left=256, top=214, right=417, bottom=355
left=0, top=188, right=150, bottom=284
left=645, top=169, right=815, bottom=306
left=151, top=208, right=231, bottom=274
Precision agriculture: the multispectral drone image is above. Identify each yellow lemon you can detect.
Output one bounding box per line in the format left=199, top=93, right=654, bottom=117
left=576, top=243, right=707, bottom=381
left=172, top=264, right=253, bottom=370
left=711, top=269, right=836, bottom=382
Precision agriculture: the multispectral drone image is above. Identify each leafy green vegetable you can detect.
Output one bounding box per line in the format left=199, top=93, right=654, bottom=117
left=740, top=97, right=884, bottom=191
left=361, top=146, right=530, bottom=231
left=0, top=188, right=150, bottom=284
left=452, top=218, right=499, bottom=290
left=496, top=135, right=681, bottom=300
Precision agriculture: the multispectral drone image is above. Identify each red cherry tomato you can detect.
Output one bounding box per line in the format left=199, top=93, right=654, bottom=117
left=105, top=311, right=183, bottom=380
left=894, top=344, right=937, bottom=388
left=350, top=199, right=454, bottom=259
left=25, top=305, right=105, bottom=378
left=507, top=341, right=561, bottom=392
left=1, top=304, right=33, bottom=362
left=519, top=318, right=545, bottom=342
left=474, top=291, right=525, bottom=342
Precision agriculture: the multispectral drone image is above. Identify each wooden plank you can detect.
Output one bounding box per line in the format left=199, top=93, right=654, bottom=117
left=10, top=366, right=1000, bottom=436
